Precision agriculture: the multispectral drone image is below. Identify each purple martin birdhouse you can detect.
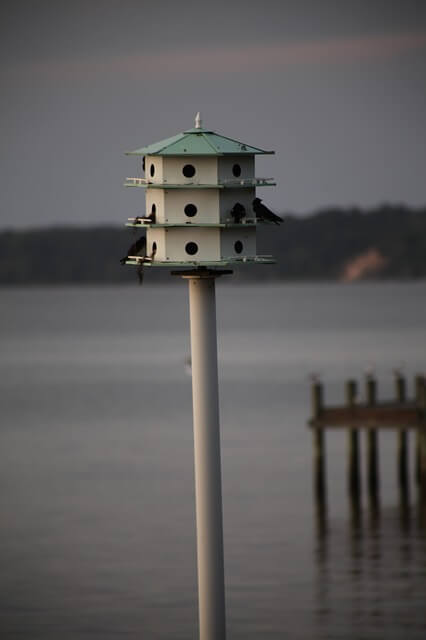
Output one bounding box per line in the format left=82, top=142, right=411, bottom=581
left=122, top=114, right=277, bottom=268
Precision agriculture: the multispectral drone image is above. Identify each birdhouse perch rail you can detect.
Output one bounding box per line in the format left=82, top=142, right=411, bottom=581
left=124, top=177, right=276, bottom=188
left=125, top=220, right=258, bottom=229
left=124, top=256, right=275, bottom=267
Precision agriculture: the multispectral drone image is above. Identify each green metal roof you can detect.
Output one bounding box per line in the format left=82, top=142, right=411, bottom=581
left=126, top=124, right=274, bottom=157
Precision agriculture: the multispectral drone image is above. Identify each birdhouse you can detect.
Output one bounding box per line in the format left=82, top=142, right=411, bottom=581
left=122, top=114, right=277, bottom=268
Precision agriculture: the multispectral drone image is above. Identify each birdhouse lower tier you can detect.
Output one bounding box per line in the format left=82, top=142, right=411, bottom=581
left=146, top=227, right=256, bottom=264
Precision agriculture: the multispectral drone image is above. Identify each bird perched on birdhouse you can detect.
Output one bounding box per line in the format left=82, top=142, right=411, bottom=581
left=252, top=197, right=283, bottom=225
left=122, top=114, right=279, bottom=271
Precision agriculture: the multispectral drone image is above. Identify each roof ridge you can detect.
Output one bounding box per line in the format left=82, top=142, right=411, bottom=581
left=125, top=130, right=186, bottom=155
left=201, top=132, right=220, bottom=153
left=150, top=131, right=189, bottom=154
left=209, top=131, right=268, bottom=152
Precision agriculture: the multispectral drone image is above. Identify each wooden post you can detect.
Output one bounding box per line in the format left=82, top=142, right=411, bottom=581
left=366, top=375, right=379, bottom=499
left=395, top=373, right=408, bottom=493
left=419, top=425, right=426, bottom=509
left=416, top=376, right=426, bottom=503
left=311, top=382, right=326, bottom=503
left=415, top=375, right=424, bottom=486
left=346, top=380, right=360, bottom=501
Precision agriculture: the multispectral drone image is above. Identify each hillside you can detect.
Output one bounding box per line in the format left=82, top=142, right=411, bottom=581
left=1, top=205, right=425, bottom=285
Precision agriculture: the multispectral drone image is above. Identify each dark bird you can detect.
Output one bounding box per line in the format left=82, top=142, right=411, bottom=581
left=136, top=239, right=157, bottom=285
left=252, top=198, right=283, bottom=225
left=135, top=240, right=157, bottom=285
left=230, top=202, right=246, bottom=224
left=120, top=235, right=146, bottom=265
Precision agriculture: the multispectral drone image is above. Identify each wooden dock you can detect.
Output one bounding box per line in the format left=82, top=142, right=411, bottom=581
left=308, top=374, right=426, bottom=504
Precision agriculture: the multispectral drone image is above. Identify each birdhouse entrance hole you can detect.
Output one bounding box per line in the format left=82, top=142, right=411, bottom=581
left=185, top=242, right=199, bottom=256
left=150, top=164, right=155, bottom=177
left=183, top=164, right=196, bottom=178
left=184, top=204, right=197, bottom=217
left=232, top=163, right=241, bottom=177
left=234, top=241, right=243, bottom=254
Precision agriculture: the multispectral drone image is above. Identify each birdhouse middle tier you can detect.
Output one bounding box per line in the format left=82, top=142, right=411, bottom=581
left=135, top=186, right=260, bottom=225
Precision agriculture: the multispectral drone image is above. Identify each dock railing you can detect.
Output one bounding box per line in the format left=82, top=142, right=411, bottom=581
left=309, top=373, right=426, bottom=506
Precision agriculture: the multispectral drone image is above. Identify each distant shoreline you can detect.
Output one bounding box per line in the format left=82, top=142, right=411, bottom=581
left=1, top=206, right=425, bottom=284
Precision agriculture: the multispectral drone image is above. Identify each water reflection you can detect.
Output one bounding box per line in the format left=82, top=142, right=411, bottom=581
left=313, top=481, right=426, bottom=639
left=399, top=480, right=411, bottom=534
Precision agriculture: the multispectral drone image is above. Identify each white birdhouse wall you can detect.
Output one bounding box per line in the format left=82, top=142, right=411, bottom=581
left=145, top=156, right=164, bottom=183
left=140, top=152, right=260, bottom=264
left=152, top=189, right=220, bottom=224
left=147, top=228, right=221, bottom=262
left=145, top=156, right=255, bottom=186
left=146, top=228, right=166, bottom=261
left=161, top=157, right=218, bottom=185
left=145, top=189, right=165, bottom=220
left=217, top=156, right=254, bottom=182
left=220, top=227, right=256, bottom=259
left=219, top=188, right=256, bottom=221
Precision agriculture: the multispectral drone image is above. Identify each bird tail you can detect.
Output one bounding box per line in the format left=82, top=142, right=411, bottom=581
left=137, top=264, right=144, bottom=285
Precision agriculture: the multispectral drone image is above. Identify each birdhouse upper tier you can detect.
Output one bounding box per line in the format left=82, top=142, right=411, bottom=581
left=123, top=115, right=277, bottom=268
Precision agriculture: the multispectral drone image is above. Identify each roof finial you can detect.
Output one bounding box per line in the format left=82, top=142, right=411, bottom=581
left=195, top=112, right=202, bottom=129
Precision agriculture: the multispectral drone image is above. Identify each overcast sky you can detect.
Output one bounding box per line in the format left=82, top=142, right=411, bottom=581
left=1, top=0, right=426, bottom=229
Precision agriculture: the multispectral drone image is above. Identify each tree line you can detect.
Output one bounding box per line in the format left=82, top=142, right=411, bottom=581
left=0, top=205, right=425, bottom=285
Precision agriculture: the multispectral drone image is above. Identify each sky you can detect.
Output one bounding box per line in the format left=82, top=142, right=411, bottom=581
left=1, top=0, right=426, bottom=229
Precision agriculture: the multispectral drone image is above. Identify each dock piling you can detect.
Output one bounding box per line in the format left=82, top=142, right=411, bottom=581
left=395, top=373, right=409, bottom=493
left=365, top=375, right=379, bottom=500
left=311, top=381, right=326, bottom=502
left=346, top=380, right=360, bottom=501
left=415, top=375, right=426, bottom=488
left=416, top=376, right=426, bottom=501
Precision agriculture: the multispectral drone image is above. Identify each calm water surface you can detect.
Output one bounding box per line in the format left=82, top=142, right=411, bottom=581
left=1, top=282, right=426, bottom=639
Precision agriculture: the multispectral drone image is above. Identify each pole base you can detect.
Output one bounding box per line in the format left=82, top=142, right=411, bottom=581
left=171, top=266, right=233, bottom=278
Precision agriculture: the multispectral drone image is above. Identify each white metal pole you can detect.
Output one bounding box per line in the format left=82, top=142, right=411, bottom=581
left=187, top=274, right=226, bottom=640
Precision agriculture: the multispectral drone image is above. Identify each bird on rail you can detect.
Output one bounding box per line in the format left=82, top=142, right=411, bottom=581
left=230, top=202, right=246, bottom=224
left=133, top=209, right=156, bottom=227
left=252, top=198, right=283, bottom=225
left=120, top=235, right=146, bottom=265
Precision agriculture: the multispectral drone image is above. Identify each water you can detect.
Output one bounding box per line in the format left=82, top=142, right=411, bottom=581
left=1, top=282, right=426, bottom=639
